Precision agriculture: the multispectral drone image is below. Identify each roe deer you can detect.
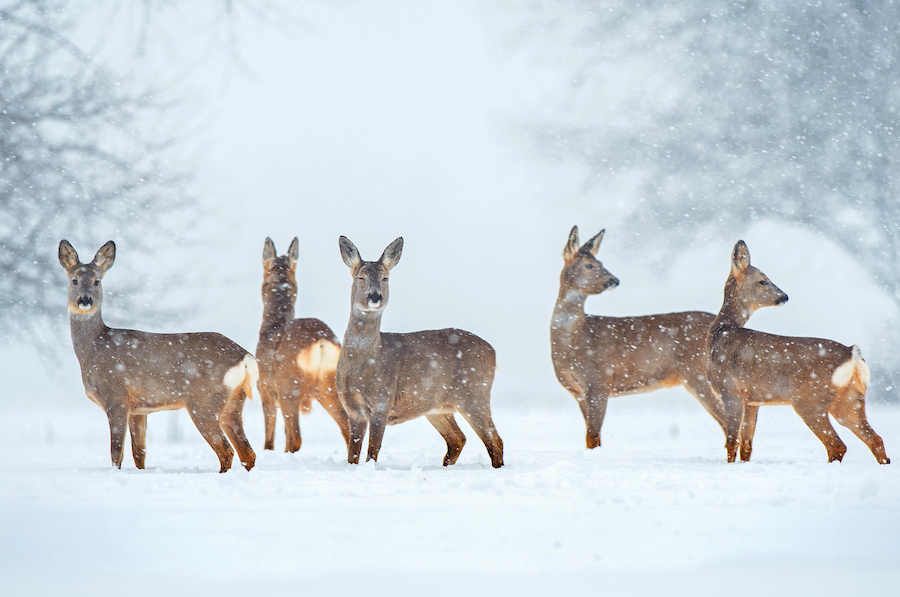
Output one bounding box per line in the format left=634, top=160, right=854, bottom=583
left=257, top=237, right=350, bottom=452
left=58, top=240, right=257, bottom=472
left=551, top=226, right=727, bottom=449
left=708, top=240, right=889, bottom=464
left=335, top=236, right=503, bottom=468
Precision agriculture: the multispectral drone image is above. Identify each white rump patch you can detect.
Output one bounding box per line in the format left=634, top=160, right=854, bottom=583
left=223, top=354, right=259, bottom=394
left=831, top=345, right=869, bottom=389
left=296, top=339, right=341, bottom=375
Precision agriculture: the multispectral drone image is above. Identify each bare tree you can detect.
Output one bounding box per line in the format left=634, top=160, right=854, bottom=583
left=0, top=0, right=201, bottom=342
left=507, top=0, right=900, bottom=394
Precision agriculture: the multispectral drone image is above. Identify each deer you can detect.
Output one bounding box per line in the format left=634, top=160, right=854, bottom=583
left=335, top=236, right=504, bottom=468
left=58, top=240, right=257, bottom=472
left=708, top=240, right=889, bottom=464
left=256, top=237, right=350, bottom=452
left=551, top=226, right=727, bottom=450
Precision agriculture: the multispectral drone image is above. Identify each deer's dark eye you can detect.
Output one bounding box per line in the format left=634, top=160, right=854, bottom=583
left=94, top=280, right=100, bottom=286
left=72, top=279, right=78, bottom=286
left=585, top=263, right=595, bottom=270
left=382, top=277, right=388, bottom=282
left=759, top=280, right=768, bottom=286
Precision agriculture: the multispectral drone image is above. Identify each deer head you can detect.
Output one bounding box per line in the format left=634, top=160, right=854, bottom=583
left=726, top=240, right=789, bottom=319
left=262, top=237, right=300, bottom=305
left=58, top=240, right=115, bottom=317
left=339, top=236, right=403, bottom=315
left=560, top=226, right=620, bottom=295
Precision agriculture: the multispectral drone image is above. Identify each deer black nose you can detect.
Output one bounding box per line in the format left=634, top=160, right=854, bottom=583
left=366, top=292, right=382, bottom=305
left=605, top=277, right=620, bottom=289
left=77, top=297, right=93, bottom=308
left=776, top=294, right=789, bottom=305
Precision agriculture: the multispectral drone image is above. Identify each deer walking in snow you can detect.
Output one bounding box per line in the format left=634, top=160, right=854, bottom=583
left=58, top=240, right=257, bottom=472
left=335, top=236, right=503, bottom=468
left=708, top=240, right=889, bottom=464
left=256, top=237, right=350, bottom=452
left=551, top=226, right=727, bottom=449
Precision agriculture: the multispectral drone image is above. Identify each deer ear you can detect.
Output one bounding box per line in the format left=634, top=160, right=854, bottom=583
left=92, top=241, right=116, bottom=275
left=380, top=237, right=403, bottom=271
left=263, top=237, right=277, bottom=266
left=563, top=226, right=580, bottom=260
left=339, top=236, right=361, bottom=270
left=287, top=237, right=300, bottom=266
left=731, top=240, right=751, bottom=274
left=58, top=240, right=80, bottom=271
left=581, top=229, right=606, bottom=256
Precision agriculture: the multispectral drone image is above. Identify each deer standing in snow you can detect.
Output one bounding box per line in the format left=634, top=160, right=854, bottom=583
left=58, top=240, right=257, bottom=472
left=256, top=237, right=349, bottom=452
left=335, top=236, right=503, bottom=468
left=550, top=226, right=727, bottom=449
left=708, top=240, right=889, bottom=464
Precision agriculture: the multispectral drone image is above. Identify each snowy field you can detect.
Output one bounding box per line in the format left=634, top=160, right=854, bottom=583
left=1, top=389, right=897, bottom=596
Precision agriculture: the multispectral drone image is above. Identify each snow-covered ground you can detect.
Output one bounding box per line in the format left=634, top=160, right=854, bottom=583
left=2, top=389, right=897, bottom=595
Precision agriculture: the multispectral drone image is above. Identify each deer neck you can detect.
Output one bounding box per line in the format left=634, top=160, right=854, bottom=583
left=260, top=291, right=295, bottom=336
left=552, top=286, right=587, bottom=337
left=710, top=276, right=751, bottom=337
left=342, top=309, right=384, bottom=358
left=69, top=308, right=108, bottom=362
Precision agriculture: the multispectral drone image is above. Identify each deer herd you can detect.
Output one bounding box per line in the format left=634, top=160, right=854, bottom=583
left=57, top=227, right=890, bottom=472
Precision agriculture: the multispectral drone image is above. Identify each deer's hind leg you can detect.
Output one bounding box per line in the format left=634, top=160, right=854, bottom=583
left=128, top=413, right=147, bottom=469
left=221, top=388, right=256, bottom=471
left=427, top=414, right=466, bottom=466
left=457, top=406, right=503, bottom=468
left=187, top=396, right=234, bottom=473
left=682, top=371, right=728, bottom=437
left=792, top=401, right=847, bottom=463
left=282, top=376, right=313, bottom=453
left=829, top=389, right=890, bottom=464
left=317, top=371, right=352, bottom=449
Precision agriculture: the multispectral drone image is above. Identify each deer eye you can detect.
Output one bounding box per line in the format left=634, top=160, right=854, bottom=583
left=585, top=263, right=595, bottom=270
left=759, top=280, right=768, bottom=286
left=382, top=277, right=388, bottom=282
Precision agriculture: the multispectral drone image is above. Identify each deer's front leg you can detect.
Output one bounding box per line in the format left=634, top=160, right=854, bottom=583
left=366, top=401, right=390, bottom=463
left=720, top=390, right=743, bottom=463
left=584, top=389, right=609, bottom=449
left=346, top=415, right=367, bottom=465
left=106, top=403, right=128, bottom=469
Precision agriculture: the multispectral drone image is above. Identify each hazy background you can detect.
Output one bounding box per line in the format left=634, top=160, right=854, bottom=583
left=3, top=0, right=898, bottom=409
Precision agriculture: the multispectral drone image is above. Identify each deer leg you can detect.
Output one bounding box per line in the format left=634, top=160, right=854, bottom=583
left=187, top=402, right=235, bottom=473
left=739, top=405, right=760, bottom=462
left=720, top=391, right=743, bottom=463
left=105, top=403, right=128, bottom=469
left=128, top=413, right=147, bottom=469
left=317, top=374, right=352, bottom=449
left=258, top=383, right=277, bottom=451
left=584, top=391, right=609, bottom=449
left=829, top=392, right=890, bottom=464
left=426, top=414, right=467, bottom=466
left=792, top=403, right=847, bottom=463
left=281, top=391, right=303, bottom=454
left=221, top=390, right=256, bottom=471
left=346, top=416, right=367, bottom=465
left=682, top=374, right=728, bottom=437
left=457, top=408, right=504, bottom=468
left=366, top=406, right=389, bottom=463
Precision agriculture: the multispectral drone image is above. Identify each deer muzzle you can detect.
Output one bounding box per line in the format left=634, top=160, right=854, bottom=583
left=366, top=292, right=383, bottom=309
left=604, top=277, right=620, bottom=289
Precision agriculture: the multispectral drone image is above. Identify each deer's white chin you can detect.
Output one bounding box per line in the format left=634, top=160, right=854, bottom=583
left=367, top=300, right=382, bottom=310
